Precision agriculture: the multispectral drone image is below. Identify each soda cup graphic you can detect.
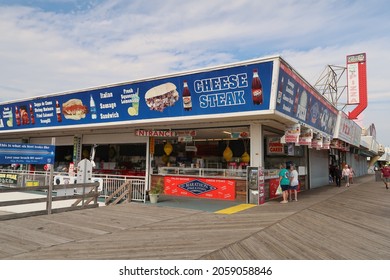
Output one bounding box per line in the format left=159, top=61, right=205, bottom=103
left=133, top=90, right=139, bottom=115
left=15, top=106, right=21, bottom=126
left=4, top=109, right=13, bottom=127
left=128, top=89, right=139, bottom=116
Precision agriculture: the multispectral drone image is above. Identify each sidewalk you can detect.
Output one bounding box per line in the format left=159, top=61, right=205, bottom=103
left=202, top=175, right=390, bottom=259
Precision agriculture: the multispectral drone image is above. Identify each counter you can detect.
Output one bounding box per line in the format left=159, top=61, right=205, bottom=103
left=93, top=169, right=145, bottom=176
left=151, top=174, right=245, bottom=201
left=153, top=167, right=294, bottom=203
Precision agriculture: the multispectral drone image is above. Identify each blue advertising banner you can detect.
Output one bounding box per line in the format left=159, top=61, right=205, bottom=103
left=0, top=61, right=274, bottom=132
left=275, top=62, right=338, bottom=136
left=0, top=142, right=55, bottom=165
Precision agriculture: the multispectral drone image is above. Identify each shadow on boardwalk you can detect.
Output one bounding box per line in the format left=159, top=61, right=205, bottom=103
left=0, top=175, right=389, bottom=260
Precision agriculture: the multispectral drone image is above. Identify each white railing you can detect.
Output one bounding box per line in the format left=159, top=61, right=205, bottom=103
left=0, top=169, right=146, bottom=203
left=93, top=173, right=146, bottom=203
left=0, top=182, right=100, bottom=220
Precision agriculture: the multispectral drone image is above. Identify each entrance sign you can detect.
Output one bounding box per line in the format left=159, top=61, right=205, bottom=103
left=136, top=130, right=176, bottom=137
left=0, top=142, right=55, bottom=165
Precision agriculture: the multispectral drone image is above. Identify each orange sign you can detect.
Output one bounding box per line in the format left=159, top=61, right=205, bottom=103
left=149, top=137, right=155, bottom=154
left=267, top=137, right=284, bottom=154
left=164, top=176, right=236, bottom=200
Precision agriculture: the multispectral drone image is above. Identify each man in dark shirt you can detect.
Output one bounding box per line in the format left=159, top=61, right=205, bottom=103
left=334, top=165, right=342, bottom=187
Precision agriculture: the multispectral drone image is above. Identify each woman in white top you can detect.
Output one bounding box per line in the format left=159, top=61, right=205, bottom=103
left=342, top=164, right=351, bottom=187
left=349, top=166, right=355, bottom=184
left=289, top=164, right=299, bottom=201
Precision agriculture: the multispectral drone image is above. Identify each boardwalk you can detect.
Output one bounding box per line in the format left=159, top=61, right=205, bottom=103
left=0, top=175, right=389, bottom=260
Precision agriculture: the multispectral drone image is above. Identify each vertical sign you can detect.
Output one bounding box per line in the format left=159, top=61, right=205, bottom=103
left=347, top=53, right=368, bottom=119
left=346, top=63, right=360, bottom=104
left=258, top=167, right=265, bottom=205
left=73, top=136, right=82, bottom=165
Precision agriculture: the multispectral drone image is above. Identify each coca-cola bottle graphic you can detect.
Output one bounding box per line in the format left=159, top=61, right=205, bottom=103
left=293, top=88, right=300, bottom=115
left=276, top=76, right=284, bottom=104
left=182, top=80, right=192, bottom=111
left=251, top=69, right=263, bottom=105
left=56, top=100, right=62, bottom=122
left=29, top=104, right=35, bottom=125
left=15, top=106, right=21, bottom=126
left=20, top=106, right=29, bottom=125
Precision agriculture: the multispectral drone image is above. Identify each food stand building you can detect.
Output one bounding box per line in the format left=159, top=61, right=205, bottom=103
left=0, top=56, right=381, bottom=203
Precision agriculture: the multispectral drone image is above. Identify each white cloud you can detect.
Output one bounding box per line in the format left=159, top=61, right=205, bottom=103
left=0, top=0, right=389, bottom=145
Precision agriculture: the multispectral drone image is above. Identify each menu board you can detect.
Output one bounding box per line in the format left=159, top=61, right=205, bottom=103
left=275, top=62, right=338, bottom=137
left=0, top=60, right=274, bottom=132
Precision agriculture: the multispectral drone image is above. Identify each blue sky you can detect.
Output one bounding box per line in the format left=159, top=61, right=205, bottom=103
left=0, top=0, right=389, bottom=146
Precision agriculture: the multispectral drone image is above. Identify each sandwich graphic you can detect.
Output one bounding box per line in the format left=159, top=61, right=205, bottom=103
left=145, top=82, right=179, bottom=112
left=62, top=99, right=88, bottom=120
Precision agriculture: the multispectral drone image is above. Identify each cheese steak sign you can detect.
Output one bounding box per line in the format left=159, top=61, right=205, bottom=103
left=164, top=176, right=236, bottom=200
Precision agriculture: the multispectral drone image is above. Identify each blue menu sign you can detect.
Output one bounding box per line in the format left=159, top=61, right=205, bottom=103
left=0, top=60, right=274, bottom=132
left=0, top=142, right=55, bottom=165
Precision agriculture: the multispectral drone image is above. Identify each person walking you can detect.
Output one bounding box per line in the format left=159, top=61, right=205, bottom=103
left=329, top=165, right=335, bottom=183
left=380, top=164, right=390, bottom=189
left=334, top=165, right=342, bottom=187
left=289, top=164, right=299, bottom=201
left=349, top=166, right=355, bottom=184
left=342, top=164, right=351, bottom=187
left=279, top=163, right=290, bottom=203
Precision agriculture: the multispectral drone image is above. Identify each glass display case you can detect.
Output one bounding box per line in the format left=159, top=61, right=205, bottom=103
left=158, top=167, right=282, bottom=179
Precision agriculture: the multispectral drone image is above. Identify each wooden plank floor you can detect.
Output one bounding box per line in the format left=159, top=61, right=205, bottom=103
left=0, top=175, right=389, bottom=260
left=203, top=176, right=390, bottom=260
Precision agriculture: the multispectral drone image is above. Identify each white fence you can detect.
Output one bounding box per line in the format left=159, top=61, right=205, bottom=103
left=0, top=169, right=146, bottom=203
left=93, top=173, right=146, bottom=203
